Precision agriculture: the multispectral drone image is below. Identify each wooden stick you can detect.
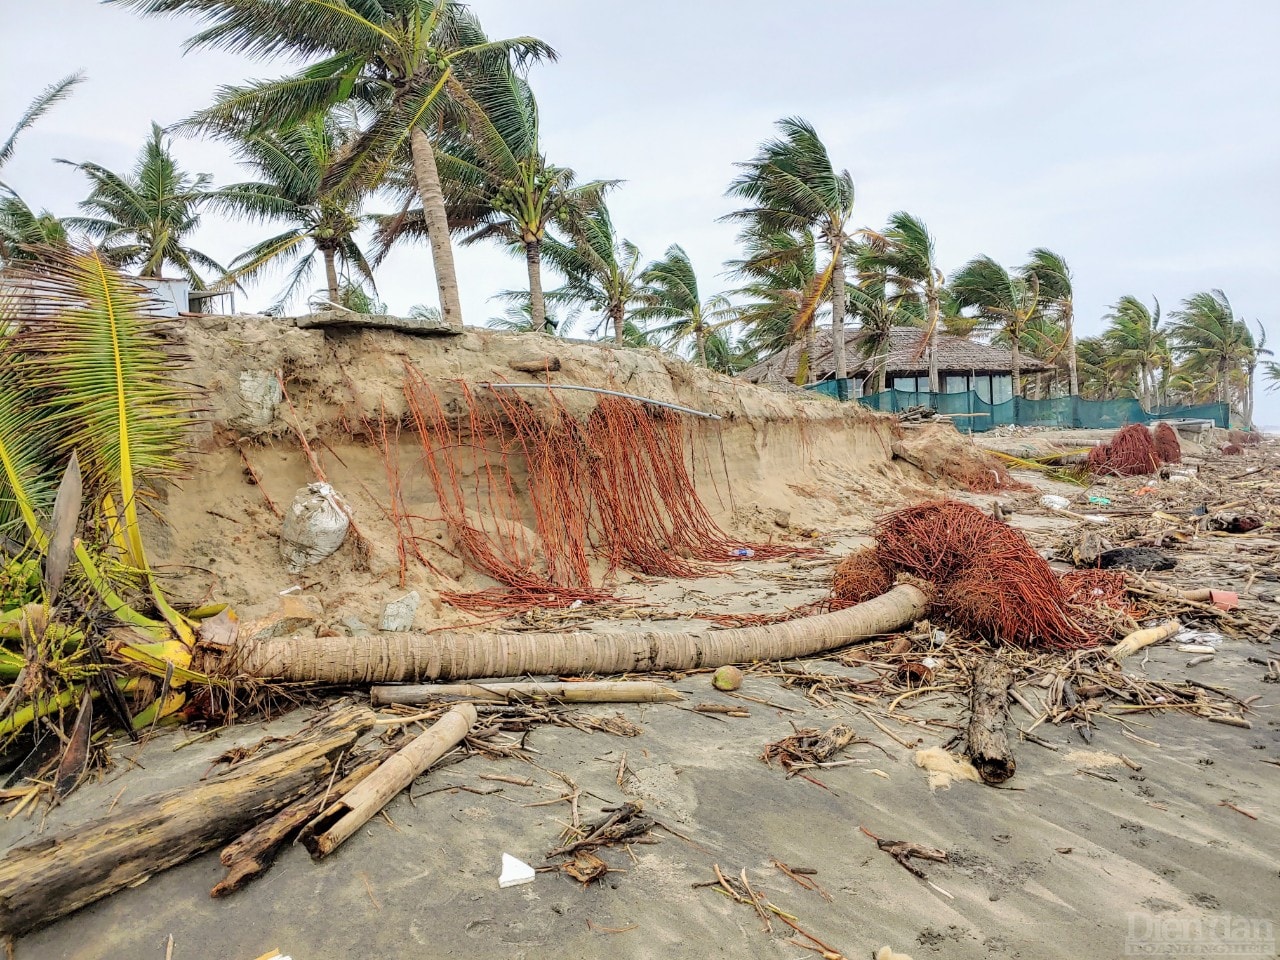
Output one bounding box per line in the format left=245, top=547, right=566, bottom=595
left=371, top=680, right=682, bottom=706
left=1111, top=620, right=1181, bottom=661
left=301, top=703, right=478, bottom=859
left=0, top=705, right=374, bottom=938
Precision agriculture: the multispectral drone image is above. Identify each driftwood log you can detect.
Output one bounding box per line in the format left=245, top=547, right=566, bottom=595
left=221, top=582, right=931, bottom=684
left=211, top=747, right=391, bottom=898
left=508, top=356, right=561, bottom=373
left=0, top=704, right=375, bottom=939
left=965, top=661, right=1016, bottom=784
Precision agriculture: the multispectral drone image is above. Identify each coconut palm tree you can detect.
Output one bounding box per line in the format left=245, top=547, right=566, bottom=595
left=727, top=228, right=826, bottom=378
left=1168, top=290, right=1254, bottom=410
left=633, top=244, right=732, bottom=367
left=210, top=113, right=373, bottom=308
left=702, top=328, right=751, bottom=375
left=724, top=118, right=855, bottom=384
left=541, top=199, right=645, bottom=346
left=857, top=212, right=943, bottom=390
left=950, top=255, right=1041, bottom=399
left=485, top=291, right=563, bottom=334
left=845, top=264, right=923, bottom=394
left=112, top=0, right=554, bottom=328
left=375, top=68, right=609, bottom=333
left=1074, top=336, right=1113, bottom=401
left=1022, top=248, right=1077, bottom=397
left=0, top=196, right=70, bottom=263
left=1101, top=296, right=1167, bottom=408
left=61, top=123, right=226, bottom=286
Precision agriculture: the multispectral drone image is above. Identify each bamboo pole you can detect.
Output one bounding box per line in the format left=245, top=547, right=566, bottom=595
left=223, top=582, right=930, bottom=685
left=0, top=705, right=374, bottom=939
left=371, top=680, right=683, bottom=706
left=300, top=702, right=478, bottom=859
left=1111, top=619, right=1182, bottom=660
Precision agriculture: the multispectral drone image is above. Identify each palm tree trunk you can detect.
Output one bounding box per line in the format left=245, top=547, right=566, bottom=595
left=831, top=256, right=848, bottom=383
left=612, top=302, right=625, bottom=346
left=1011, top=336, right=1022, bottom=399
left=1245, top=363, right=1256, bottom=429
left=409, top=127, right=463, bottom=331
left=1065, top=310, right=1079, bottom=397
left=926, top=280, right=940, bottom=393
left=322, top=247, right=340, bottom=303
left=877, top=342, right=889, bottom=393
left=695, top=322, right=707, bottom=367
left=525, top=239, right=547, bottom=333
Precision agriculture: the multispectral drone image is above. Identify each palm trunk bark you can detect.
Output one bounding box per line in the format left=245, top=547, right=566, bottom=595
left=612, top=302, right=625, bottom=346
left=831, top=255, right=848, bottom=383
left=926, top=279, right=940, bottom=393
left=525, top=239, right=547, bottom=333
left=322, top=247, right=340, bottom=303
left=1064, top=308, right=1079, bottom=396
left=1011, top=336, right=1022, bottom=399
left=409, top=126, right=463, bottom=332
left=695, top=321, right=707, bottom=367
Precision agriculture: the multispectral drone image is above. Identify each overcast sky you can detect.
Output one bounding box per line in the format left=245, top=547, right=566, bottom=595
left=3, top=1, right=1278, bottom=423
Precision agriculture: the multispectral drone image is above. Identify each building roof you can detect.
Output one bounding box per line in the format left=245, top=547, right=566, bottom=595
left=739, top=325, right=1052, bottom=386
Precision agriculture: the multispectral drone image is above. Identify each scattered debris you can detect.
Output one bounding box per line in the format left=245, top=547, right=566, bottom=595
left=762, top=723, right=857, bottom=774
left=498, top=853, right=536, bottom=888
left=712, top=665, right=744, bottom=691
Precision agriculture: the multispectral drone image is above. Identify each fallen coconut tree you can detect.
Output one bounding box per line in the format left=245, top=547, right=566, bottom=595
left=217, top=582, right=931, bottom=684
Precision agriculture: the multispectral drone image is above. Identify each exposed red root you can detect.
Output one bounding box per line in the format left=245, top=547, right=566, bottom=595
left=1222, top=443, right=1243, bottom=456
left=1153, top=423, right=1182, bottom=464
left=1087, top=424, right=1160, bottom=477
left=402, top=371, right=818, bottom=613
left=1060, top=569, right=1130, bottom=611
left=830, top=547, right=894, bottom=608
left=869, top=500, right=1098, bottom=650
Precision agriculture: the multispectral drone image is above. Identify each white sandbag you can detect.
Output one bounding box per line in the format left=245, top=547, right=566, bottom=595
left=280, top=482, right=351, bottom=572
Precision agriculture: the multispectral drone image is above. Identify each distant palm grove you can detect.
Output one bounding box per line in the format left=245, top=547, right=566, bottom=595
left=0, top=1, right=1272, bottom=427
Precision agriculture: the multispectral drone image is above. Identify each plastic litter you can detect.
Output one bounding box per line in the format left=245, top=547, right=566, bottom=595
left=280, top=483, right=350, bottom=572
left=1039, top=494, right=1071, bottom=511
left=499, top=853, right=535, bottom=888
left=731, top=547, right=755, bottom=558
left=1087, top=495, right=1111, bottom=506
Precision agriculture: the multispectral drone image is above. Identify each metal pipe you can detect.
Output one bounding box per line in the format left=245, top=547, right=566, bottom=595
left=477, top=382, right=722, bottom=420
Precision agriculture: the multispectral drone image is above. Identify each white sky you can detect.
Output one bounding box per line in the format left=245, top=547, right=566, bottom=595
left=3, top=0, right=1278, bottom=423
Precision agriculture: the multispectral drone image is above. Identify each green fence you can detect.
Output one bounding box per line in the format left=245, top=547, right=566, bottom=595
left=804, top=380, right=1228, bottom=432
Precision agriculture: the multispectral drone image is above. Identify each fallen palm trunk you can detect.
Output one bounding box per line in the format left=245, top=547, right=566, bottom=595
left=300, top=702, right=478, bottom=858
left=371, top=680, right=683, bottom=706
left=965, top=661, right=1016, bottom=784
left=212, top=747, right=391, bottom=898
left=222, top=582, right=930, bottom=684
left=1111, top=619, right=1181, bottom=660
left=0, top=704, right=374, bottom=939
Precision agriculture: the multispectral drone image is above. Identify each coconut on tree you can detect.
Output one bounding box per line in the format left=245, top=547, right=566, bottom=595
left=724, top=118, right=855, bottom=386
left=112, top=0, right=555, bottom=328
